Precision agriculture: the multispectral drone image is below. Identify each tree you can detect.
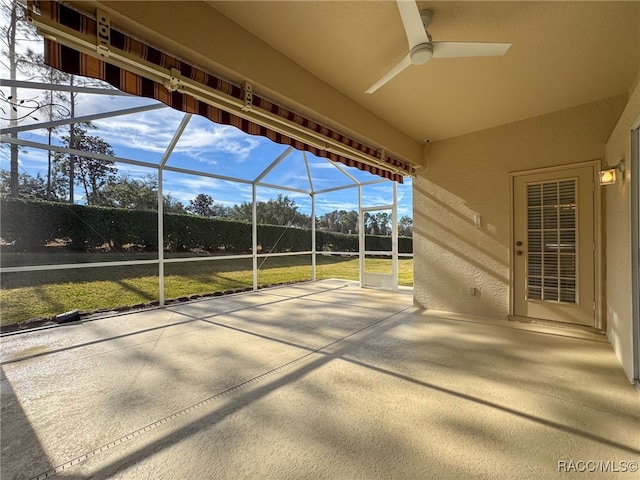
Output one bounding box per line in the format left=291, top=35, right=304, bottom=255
left=19, top=49, right=71, bottom=199
left=1, top=0, right=26, bottom=197
left=376, top=212, right=391, bottom=236
left=0, top=168, right=47, bottom=199
left=361, top=212, right=394, bottom=236
left=186, top=193, right=227, bottom=217
left=67, top=75, right=78, bottom=203
left=97, top=173, right=186, bottom=213
left=100, top=173, right=158, bottom=210
left=55, top=126, right=117, bottom=204
left=63, top=75, right=115, bottom=202
left=398, top=215, right=413, bottom=237
left=0, top=0, right=65, bottom=197
left=261, top=194, right=309, bottom=227
left=163, top=193, right=187, bottom=214
left=229, top=194, right=309, bottom=227
left=318, top=209, right=406, bottom=236
left=317, top=210, right=338, bottom=232
left=363, top=212, right=378, bottom=235
left=229, top=201, right=252, bottom=223
left=1, top=0, right=94, bottom=202
left=344, top=210, right=358, bottom=234
left=317, top=209, right=359, bottom=234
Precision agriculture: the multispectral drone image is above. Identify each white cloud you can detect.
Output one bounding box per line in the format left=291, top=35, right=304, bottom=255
left=0, top=143, right=49, bottom=174
left=91, top=109, right=186, bottom=155
left=175, top=125, right=262, bottom=162
left=316, top=199, right=359, bottom=214
left=163, top=173, right=253, bottom=204
left=88, top=107, right=263, bottom=164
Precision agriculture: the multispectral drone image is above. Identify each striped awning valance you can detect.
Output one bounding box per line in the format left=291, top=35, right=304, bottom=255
left=33, top=1, right=413, bottom=182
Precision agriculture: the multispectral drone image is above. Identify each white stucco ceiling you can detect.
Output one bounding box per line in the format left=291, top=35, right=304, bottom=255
left=208, top=1, right=640, bottom=142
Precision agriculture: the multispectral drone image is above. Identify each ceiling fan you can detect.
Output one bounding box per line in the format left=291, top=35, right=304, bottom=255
left=365, top=0, right=511, bottom=94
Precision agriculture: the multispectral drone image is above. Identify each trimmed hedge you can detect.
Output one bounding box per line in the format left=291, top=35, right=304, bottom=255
left=0, top=198, right=412, bottom=254
left=0, top=199, right=157, bottom=251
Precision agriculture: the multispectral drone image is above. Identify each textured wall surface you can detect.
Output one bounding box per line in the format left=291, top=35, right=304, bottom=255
left=414, top=94, right=628, bottom=320
left=604, top=79, right=640, bottom=381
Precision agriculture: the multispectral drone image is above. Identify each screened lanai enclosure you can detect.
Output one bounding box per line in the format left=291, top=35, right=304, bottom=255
left=0, top=2, right=414, bottom=326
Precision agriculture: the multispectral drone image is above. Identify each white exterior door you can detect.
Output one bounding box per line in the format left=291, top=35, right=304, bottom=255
left=513, top=165, right=596, bottom=326
left=360, top=206, right=398, bottom=291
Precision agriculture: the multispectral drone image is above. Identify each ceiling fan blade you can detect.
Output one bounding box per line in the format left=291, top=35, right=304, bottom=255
left=432, top=42, right=511, bottom=59
left=365, top=53, right=412, bottom=94
left=396, top=0, right=429, bottom=50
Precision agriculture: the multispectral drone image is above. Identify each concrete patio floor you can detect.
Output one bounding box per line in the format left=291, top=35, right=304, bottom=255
left=1, top=279, right=638, bottom=479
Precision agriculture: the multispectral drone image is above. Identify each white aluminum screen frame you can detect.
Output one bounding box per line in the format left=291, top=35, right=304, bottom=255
left=0, top=79, right=412, bottom=309
left=359, top=183, right=399, bottom=292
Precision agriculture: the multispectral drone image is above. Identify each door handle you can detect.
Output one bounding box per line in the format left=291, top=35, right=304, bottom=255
left=517, top=250, right=523, bottom=256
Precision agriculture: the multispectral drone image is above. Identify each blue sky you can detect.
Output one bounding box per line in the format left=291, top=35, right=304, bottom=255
left=2, top=40, right=412, bottom=219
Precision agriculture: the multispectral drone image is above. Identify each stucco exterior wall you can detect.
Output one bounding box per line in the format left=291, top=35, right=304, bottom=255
left=414, top=94, right=628, bottom=321
left=604, top=80, right=640, bottom=381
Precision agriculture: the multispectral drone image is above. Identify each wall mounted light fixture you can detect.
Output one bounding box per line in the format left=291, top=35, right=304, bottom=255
left=599, top=159, right=625, bottom=185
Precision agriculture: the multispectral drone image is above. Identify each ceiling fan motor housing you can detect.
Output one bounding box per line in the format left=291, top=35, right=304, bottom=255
left=410, top=43, right=434, bottom=65
left=419, top=9, right=434, bottom=28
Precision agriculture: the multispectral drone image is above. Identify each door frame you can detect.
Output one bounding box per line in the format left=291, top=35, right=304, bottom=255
left=359, top=204, right=398, bottom=291
left=359, top=182, right=399, bottom=292
left=631, top=120, right=639, bottom=385
left=509, top=160, right=602, bottom=330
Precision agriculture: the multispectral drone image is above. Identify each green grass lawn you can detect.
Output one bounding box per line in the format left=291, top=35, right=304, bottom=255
left=0, top=254, right=413, bottom=325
